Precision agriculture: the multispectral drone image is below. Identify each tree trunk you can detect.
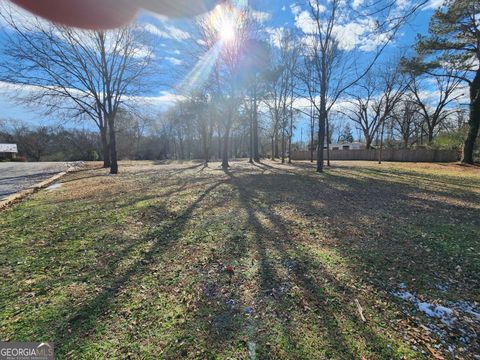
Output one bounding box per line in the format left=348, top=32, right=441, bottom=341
left=317, top=110, right=326, bottom=172
left=202, top=127, right=209, bottom=163
left=310, top=105, right=314, bottom=163
left=274, top=131, right=279, bottom=159
left=232, top=134, right=236, bottom=159
left=379, top=121, right=386, bottom=164
left=288, top=116, right=293, bottom=164
left=462, top=70, right=480, bottom=164
left=100, top=125, right=110, bottom=168
left=365, top=135, right=373, bottom=150
left=310, top=124, right=314, bottom=163
left=217, top=131, right=222, bottom=160
left=326, top=115, right=330, bottom=167
left=222, top=126, right=230, bottom=168
left=271, top=136, right=275, bottom=160
left=186, top=132, right=191, bottom=160
left=317, top=57, right=327, bottom=173
left=249, top=103, right=253, bottom=163
left=253, top=93, right=260, bottom=162
left=108, top=115, right=118, bottom=174
left=427, top=127, right=434, bottom=145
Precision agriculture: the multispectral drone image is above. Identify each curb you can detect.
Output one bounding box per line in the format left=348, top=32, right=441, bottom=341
left=0, top=164, right=82, bottom=211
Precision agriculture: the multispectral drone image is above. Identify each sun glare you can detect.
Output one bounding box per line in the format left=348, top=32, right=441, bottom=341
left=208, top=4, right=239, bottom=44
left=220, top=19, right=236, bottom=42
left=179, top=3, right=243, bottom=93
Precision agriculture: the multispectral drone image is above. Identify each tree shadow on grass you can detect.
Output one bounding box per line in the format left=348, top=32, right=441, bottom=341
left=224, top=168, right=410, bottom=359
left=59, top=162, right=478, bottom=357
left=38, top=179, right=228, bottom=357
left=2, top=161, right=478, bottom=358
left=243, top=162, right=479, bottom=356
left=156, top=161, right=479, bottom=357
left=159, top=164, right=412, bottom=359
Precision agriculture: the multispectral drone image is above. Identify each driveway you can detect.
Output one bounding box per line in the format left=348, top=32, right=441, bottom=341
left=0, top=162, right=70, bottom=200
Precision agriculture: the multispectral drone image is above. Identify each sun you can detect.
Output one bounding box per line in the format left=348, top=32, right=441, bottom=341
left=207, top=4, right=239, bottom=43
left=220, top=19, right=236, bottom=42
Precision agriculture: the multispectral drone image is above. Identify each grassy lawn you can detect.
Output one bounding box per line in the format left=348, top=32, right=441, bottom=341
left=0, top=160, right=479, bottom=359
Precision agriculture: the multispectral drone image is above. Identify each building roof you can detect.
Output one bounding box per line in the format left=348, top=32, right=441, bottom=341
left=330, top=142, right=365, bottom=146
left=0, top=144, right=18, bottom=153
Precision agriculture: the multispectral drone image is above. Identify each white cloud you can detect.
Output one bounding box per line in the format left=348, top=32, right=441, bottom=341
left=164, top=24, right=191, bottom=40
left=143, top=22, right=190, bottom=41
left=265, top=27, right=284, bottom=48
left=251, top=10, right=271, bottom=23
left=0, top=80, right=182, bottom=117
left=395, top=0, right=412, bottom=10
left=293, top=10, right=317, bottom=34
left=332, top=18, right=387, bottom=51
left=290, top=4, right=302, bottom=16
left=130, top=91, right=185, bottom=111
left=143, top=23, right=163, bottom=36
left=292, top=4, right=389, bottom=52
left=352, top=0, right=365, bottom=10
left=424, top=0, right=444, bottom=10
left=165, top=57, right=183, bottom=66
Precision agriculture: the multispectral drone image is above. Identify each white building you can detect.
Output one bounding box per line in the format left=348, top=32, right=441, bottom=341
left=0, top=143, right=18, bottom=159
left=329, top=142, right=366, bottom=151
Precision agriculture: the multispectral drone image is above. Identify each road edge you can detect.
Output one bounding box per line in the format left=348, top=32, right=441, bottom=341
left=0, top=163, right=83, bottom=211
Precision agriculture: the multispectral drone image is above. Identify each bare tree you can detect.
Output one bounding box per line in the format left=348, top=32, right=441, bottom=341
left=407, top=69, right=464, bottom=144
left=296, top=0, right=428, bottom=172
left=263, top=29, right=300, bottom=162
left=194, top=3, right=258, bottom=168
left=245, top=39, right=270, bottom=163
left=391, top=99, right=422, bottom=148
left=341, top=63, right=408, bottom=149
left=0, top=5, right=154, bottom=173
left=180, top=92, right=215, bottom=163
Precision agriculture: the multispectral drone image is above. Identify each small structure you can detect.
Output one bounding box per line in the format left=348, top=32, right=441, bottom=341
left=329, top=142, right=366, bottom=151
left=0, top=143, right=18, bottom=160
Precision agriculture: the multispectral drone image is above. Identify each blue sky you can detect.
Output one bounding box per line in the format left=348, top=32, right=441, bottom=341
left=0, top=0, right=442, bottom=131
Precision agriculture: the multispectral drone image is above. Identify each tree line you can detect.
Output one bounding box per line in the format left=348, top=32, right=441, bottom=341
left=0, top=0, right=478, bottom=172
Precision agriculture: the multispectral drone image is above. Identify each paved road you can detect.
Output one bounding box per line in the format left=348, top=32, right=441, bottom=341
left=0, top=162, right=70, bottom=200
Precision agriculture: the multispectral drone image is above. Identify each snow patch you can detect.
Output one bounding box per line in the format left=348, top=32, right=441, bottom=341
left=417, top=303, right=455, bottom=325
left=392, top=288, right=456, bottom=326
left=391, top=285, right=480, bottom=354
left=392, top=290, right=415, bottom=301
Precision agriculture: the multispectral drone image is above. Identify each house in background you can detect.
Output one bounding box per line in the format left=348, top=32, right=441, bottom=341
left=329, top=142, right=366, bottom=151
left=0, top=143, right=18, bottom=160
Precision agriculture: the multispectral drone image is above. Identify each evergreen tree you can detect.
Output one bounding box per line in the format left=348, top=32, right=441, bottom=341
left=338, top=124, right=354, bottom=143
left=409, top=0, right=479, bottom=163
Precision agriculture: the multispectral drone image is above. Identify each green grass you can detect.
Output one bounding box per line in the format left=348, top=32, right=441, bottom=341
left=0, top=160, right=479, bottom=359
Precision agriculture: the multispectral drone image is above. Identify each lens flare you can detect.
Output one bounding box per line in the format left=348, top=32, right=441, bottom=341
left=178, top=2, right=246, bottom=94
left=220, top=18, right=236, bottom=42
left=178, top=42, right=222, bottom=93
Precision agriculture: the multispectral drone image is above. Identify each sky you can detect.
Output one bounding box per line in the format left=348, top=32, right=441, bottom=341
left=0, top=0, right=444, bottom=133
